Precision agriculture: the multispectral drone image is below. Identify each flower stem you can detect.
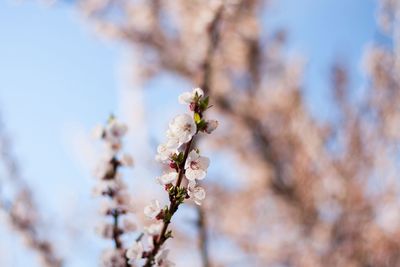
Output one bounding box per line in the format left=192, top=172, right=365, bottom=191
left=112, top=212, right=122, bottom=249
left=143, top=137, right=195, bottom=267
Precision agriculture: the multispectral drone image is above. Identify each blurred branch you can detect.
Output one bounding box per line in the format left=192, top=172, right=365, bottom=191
left=0, top=113, right=62, bottom=267
left=197, top=206, right=210, bottom=267
left=201, top=5, right=224, bottom=94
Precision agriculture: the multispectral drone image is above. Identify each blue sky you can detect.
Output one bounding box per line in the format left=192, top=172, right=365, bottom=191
left=0, top=0, right=379, bottom=266
left=0, top=1, right=120, bottom=202
left=0, top=2, right=123, bottom=266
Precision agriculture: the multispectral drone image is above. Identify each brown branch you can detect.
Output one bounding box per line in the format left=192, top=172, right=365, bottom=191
left=197, top=206, right=210, bottom=267
left=143, top=138, right=195, bottom=267
left=201, top=5, right=224, bottom=94
left=112, top=213, right=123, bottom=249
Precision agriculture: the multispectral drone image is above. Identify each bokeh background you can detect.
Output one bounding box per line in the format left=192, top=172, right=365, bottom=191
left=1, top=0, right=399, bottom=266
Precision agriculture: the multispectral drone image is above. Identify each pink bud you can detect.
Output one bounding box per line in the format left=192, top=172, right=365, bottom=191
left=169, top=162, right=178, bottom=170
left=156, top=210, right=164, bottom=220
left=165, top=184, right=173, bottom=191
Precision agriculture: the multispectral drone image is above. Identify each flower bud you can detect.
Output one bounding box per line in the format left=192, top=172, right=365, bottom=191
left=205, top=120, right=218, bottom=134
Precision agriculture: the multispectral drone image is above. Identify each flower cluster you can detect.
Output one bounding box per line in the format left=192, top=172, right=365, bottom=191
left=93, top=116, right=136, bottom=267
left=126, top=88, right=218, bottom=267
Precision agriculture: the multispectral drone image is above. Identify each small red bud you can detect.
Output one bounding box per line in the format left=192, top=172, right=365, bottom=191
left=156, top=210, right=164, bottom=220
left=169, top=162, right=178, bottom=170
left=189, top=102, right=196, bottom=111
left=165, top=184, right=173, bottom=191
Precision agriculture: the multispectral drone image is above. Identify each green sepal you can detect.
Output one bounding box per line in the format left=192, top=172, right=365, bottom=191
left=165, top=230, right=173, bottom=240
left=196, top=119, right=207, bottom=131
left=163, top=206, right=172, bottom=223
left=176, top=187, right=188, bottom=204
left=199, top=96, right=209, bottom=112
left=172, top=152, right=184, bottom=165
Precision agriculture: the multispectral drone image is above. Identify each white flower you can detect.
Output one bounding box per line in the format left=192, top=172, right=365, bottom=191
left=178, top=87, right=204, bottom=104
left=147, top=235, right=155, bottom=248
left=157, top=172, right=178, bottom=185
left=126, top=241, right=144, bottom=263
left=101, top=249, right=126, bottom=267
left=184, top=150, right=210, bottom=181
left=144, top=199, right=161, bottom=219
left=168, top=114, right=196, bottom=145
left=103, top=120, right=128, bottom=151
left=144, top=222, right=163, bottom=236
left=121, top=154, right=134, bottom=167
left=106, top=120, right=128, bottom=140
left=205, top=120, right=218, bottom=134
left=187, top=181, right=206, bottom=205
left=155, top=143, right=176, bottom=163
left=165, top=137, right=180, bottom=149
left=155, top=249, right=175, bottom=267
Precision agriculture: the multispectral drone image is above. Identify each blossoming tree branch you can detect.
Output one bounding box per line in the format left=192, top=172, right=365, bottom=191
left=92, top=88, right=218, bottom=267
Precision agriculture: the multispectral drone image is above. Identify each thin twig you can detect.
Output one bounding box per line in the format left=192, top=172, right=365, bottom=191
left=143, top=138, right=195, bottom=267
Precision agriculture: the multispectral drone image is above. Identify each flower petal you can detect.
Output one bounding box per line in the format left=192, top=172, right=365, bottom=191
left=186, top=169, right=206, bottom=181
left=178, top=92, right=193, bottom=104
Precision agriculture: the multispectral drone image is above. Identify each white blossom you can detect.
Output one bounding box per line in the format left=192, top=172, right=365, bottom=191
left=155, top=143, right=176, bottom=163
left=103, top=120, right=128, bottom=151
left=178, top=87, right=204, bottom=104
left=168, top=114, right=196, bottom=145
left=155, top=249, right=175, bottom=267
left=105, top=120, right=128, bottom=140
left=165, top=137, right=180, bottom=149
left=157, top=171, right=178, bottom=185
left=144, top=222, right=163, bottom=236
left=144, top=199, right=161, bottom=219
left=184, top=150, right=210, bottom=181
left=187, top=181, right=206, bottom=205
left=93, top=117, right=137, bottom=252
left=205, top=120, right=219, bottom=134
left=101, top=249, right=126, bottom=267
left=126, top=241, right=144, bottom=263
